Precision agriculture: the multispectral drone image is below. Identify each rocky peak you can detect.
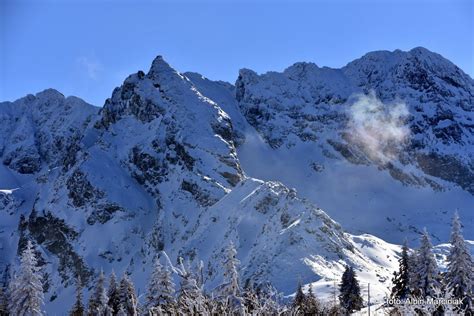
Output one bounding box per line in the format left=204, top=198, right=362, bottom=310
left=147, top=55, right=180, bottom=80
left=34, top=88, right=65, bottom=102
left=0, top=91, right=97, bottom=174
left=234, top=48, right=474, bottom=196
left=283, top=61, right=320, bottom=77
left=343, top=47, right=474, bottom=101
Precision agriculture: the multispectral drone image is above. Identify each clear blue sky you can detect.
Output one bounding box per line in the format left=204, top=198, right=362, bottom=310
left=1, top=0, right=473, bottom=106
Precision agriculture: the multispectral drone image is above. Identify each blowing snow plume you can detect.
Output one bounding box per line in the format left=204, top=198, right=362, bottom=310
left=347, top=92, right=410, bottom=164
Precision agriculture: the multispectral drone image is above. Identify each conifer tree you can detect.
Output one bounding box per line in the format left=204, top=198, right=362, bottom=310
left=107, top=271, right=120, bottom=315
left=391, top=240, right=411, bottom=300
left=257, top=284, right=283, bottom=315
left=338, top=266, right=363, bottom=314
left=8, top=240, right=44, bottom=316
left=176, top=258, right=206, bottom=315
left=215, top=242, right=246, bottom=314
left=88, top=269, right=109, bottom=315
left=304, top=286, right=321, bottom=314
left=177, top=272, right=205, bottom=314
left=407, top=251, right=420, bottom=297
left=70, top=276, right=85, bottom=316
left=145, top=259, right=176, bottom=312
left=221, top=242, right=241, bottom=298
left=415, top=229, right=439, bottom=298
left=241, top=282, right=260, bottom=314
left=445, top=212, right=473, bottom=311
left=292, top=282, right=306, bottom=313
left=118, top=274, right=138, bottom=316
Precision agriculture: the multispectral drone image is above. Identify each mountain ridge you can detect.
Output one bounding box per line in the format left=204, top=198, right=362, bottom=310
left=1, top=47, right=473, bottom=313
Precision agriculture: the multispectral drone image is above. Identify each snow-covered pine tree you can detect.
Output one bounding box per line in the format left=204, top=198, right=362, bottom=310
left=88, top=269, right=109, bottom=315
left=8, top=240, right=44, bottom=316
left=390, top=240, right=411, bottom=300
left=291, top=282, right=306, bottom=313
left=221, top=242, right=241, bottom=298
left=407, top=251, right=420, bottom=297
left=70, top=276, right=85, bottom=316
left=177, top=273, right=204, bottom=314
left=445, top=212, right=474, bottom=312
left=415, top=229, right=440, bottom=298
left=338, top=266, right=363, bottom=314
left=107, top=271, right=120, bottom=314
left=241, top=282, right=260, bottom=314
left=304, top=285, right=321, bottom=314
left=145, top=259, right=176, bottom=313
left=218, top=241, right=245, bottom=314
left=176, top=258, right=206, bottom=315
left=256, top=284, right=284, bottom=315
left=118, top=273, right=138, bottom=316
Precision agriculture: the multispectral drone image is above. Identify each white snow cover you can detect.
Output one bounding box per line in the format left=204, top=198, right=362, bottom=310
left=0, top=48, right=473, bottom=313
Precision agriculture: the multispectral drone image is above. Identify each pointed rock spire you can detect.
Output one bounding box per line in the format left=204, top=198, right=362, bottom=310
left=148, top=55, right=179, bottom=79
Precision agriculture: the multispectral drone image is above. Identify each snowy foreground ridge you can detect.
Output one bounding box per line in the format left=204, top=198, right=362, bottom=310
left=0, top=47, right=473, bottom=313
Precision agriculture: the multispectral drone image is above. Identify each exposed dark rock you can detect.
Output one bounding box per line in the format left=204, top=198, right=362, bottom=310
left=416, top=153, right=474, bottom=194
left=164, top=138, right=195, bottom=171
left=98, top=74, right=166, bottom=128
left=327, top=139, right=370, bottom=165
left=220, top=171, right=242, bottom=187
left=60, top=136, right=82, bottom=172
left=211, top=119, right=234, bottom=144
left=129, top=146, right=167, bottom=188
left=19, top=209, right=92, bottom=285
left=254, top=194, right=279, bottom=214
left=87, top=203, right=124, bottom=225
left=385, top=163, right=424, bottom=187
left=181, top=180, right=218, bottom=207
left=66, top=170, right=104, bottom=207
left=3, top=148, right=42, bottom=174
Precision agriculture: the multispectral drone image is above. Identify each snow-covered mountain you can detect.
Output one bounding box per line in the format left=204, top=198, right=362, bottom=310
left=226, top=47, right=474, bottom=243
left=0, top=48, right=472, bottom=313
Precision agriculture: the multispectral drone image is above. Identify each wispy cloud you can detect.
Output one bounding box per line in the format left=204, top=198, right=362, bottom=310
left=76, top=56, right=102, bottom=80
left=346, top=92, right=410, bottom=163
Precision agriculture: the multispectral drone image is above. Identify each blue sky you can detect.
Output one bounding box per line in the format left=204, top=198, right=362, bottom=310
left=1, top=0, right=473, bottom=106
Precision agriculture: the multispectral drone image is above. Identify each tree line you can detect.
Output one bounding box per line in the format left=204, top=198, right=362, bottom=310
left=0, top=241, right=358, bottom=315
left=0, top=212, right=472, bottom=315
left=389, top=212, right=473, bottom=315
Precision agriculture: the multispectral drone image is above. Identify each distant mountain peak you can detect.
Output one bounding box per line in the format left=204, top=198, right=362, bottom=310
left=148, top=55, right=181, bottom=80
left=35, top=88, right=65, bottom=100
left=284, top=61, right=320, bottom=75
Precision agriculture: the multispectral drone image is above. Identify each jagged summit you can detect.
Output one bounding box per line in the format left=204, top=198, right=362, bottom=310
left=147, top=55, right=183, bottom=80
left=34, top=88, right=65, bottom=100
left=345, top=47, right=452, bottom=67
left=283, top=61, right=320, bottom=75
left=343, top=47, right=474, bottom=90
left=2, top=88, right=97, bottom=114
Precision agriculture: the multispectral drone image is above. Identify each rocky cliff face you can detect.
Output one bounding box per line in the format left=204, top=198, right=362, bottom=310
left=0, top=90, right=97, bottom=174
left=0, top=48, right=473, bottom=313
left=232, top=48, right=474, bottom=243
left=235, top=47, right=474, bottom=193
